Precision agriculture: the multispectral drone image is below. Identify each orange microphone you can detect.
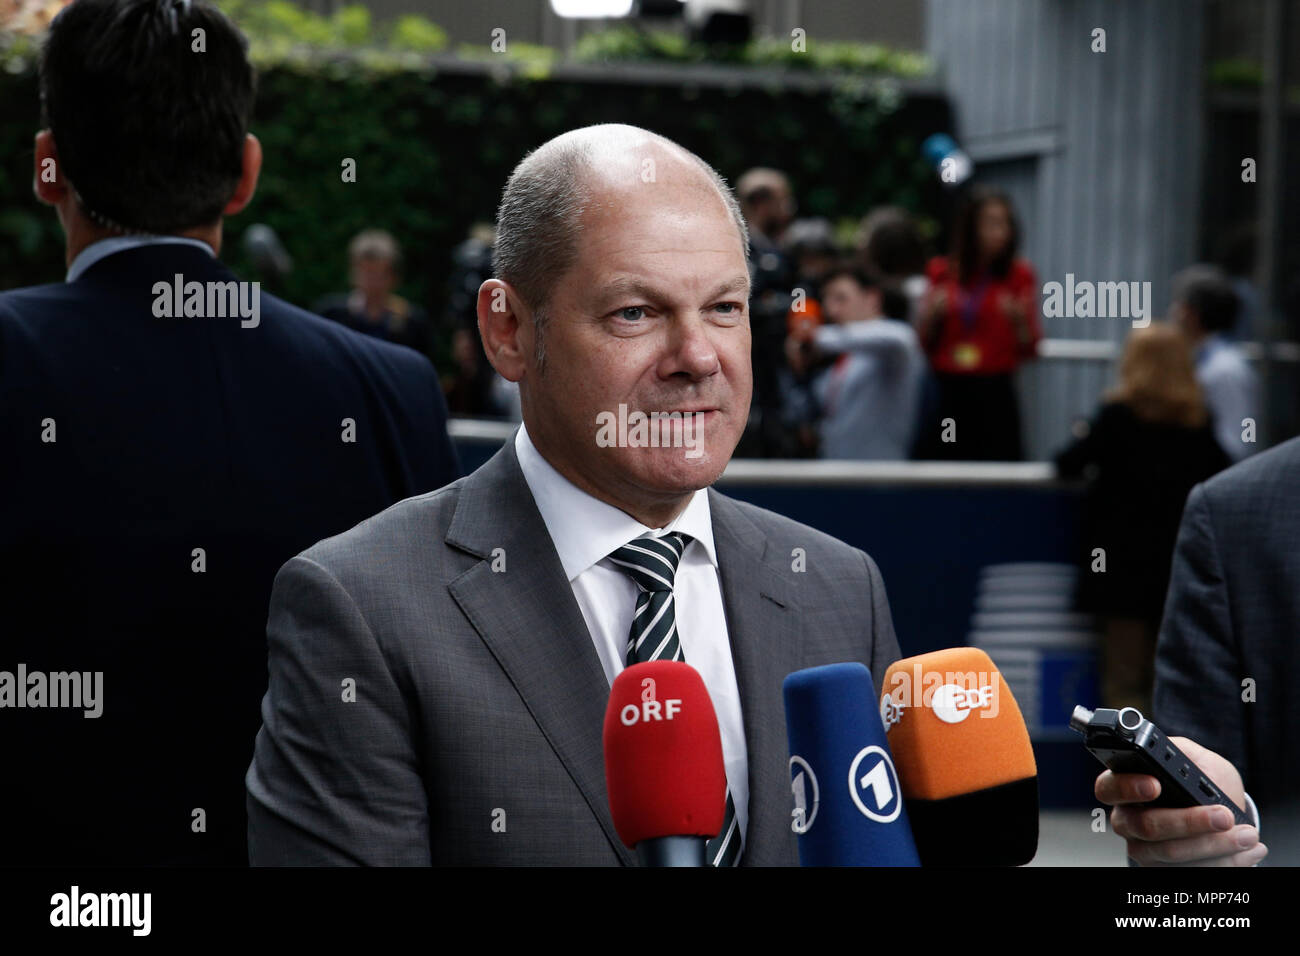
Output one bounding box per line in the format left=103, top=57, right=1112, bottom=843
left=881, top=647, right=1039, bottom=865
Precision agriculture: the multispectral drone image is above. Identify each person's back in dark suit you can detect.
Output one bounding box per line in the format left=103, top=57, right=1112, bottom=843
left=1091, top=435, right=1295, bottom=868
left=0, top=0, right=459, bottom=865
left=1152, top=435, right=1300, bottom=863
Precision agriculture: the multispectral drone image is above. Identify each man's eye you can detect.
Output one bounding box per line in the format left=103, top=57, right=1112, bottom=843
left=713, top=302, right=743, bottom=315
left=617, top=306, right=646, bottom=321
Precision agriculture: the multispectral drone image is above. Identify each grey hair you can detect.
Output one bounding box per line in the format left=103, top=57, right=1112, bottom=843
left=491, top=126, right=750, bottom=369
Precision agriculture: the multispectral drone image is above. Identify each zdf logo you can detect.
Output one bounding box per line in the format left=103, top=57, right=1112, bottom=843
left=929, top=683, right=995, bottom=723
left=879, top=692, right=903, bottom=730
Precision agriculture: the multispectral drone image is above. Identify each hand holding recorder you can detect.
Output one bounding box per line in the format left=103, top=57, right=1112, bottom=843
left=1077, top=706, right=1267, bottom=866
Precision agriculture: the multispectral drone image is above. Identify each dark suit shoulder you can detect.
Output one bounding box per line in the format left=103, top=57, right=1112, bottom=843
left=1200, top=434, right=1300, bottom=502
left=0, top=256, right=434, bottom=383
left=236, top=288, right=432, bottom=378
left=1192, top=435, right=1300, bottom=546
left=0, top=280, right=82, bottom=311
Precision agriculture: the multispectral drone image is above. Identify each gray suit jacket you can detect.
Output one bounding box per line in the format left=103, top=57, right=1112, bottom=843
left=1154, top=434, right=1300, bottom=861
left=247, top=436, right=901, bottom=865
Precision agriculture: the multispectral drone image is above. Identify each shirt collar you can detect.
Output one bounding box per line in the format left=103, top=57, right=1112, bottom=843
left=66, top=235, right=215, bottom=283
left=514, top=422, right=717, bottom=582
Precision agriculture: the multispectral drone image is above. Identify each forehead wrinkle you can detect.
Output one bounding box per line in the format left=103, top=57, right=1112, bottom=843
left=587, top=273, right=751, bottom=312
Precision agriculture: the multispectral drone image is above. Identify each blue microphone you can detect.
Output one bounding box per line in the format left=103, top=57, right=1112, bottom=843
left=783, top=663, right=921, bottom=866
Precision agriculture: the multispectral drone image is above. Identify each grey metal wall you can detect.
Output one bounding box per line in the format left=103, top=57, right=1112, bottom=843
left=926, top=0, right=1206, bottom=459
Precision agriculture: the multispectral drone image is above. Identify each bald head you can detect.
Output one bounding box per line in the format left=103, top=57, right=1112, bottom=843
left=476, top=123, right=754, bottom=527
left=492, top=124, right=749, bottom=343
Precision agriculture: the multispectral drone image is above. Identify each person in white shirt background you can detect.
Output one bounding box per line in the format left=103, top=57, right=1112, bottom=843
left=1169, top=264, right=1260, bottom=463
left=787, top=263, right=925, bottom=460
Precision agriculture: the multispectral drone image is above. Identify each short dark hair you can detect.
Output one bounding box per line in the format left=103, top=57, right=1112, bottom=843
left=858, top=206, right=927, bottom=278
left=820, top=260, right=909, bottom=321
left=1172, top=264, right=1240, bottom=334
left=39, top=0, right=256, bottom=234
left=820, top=261, right=877, bottom=293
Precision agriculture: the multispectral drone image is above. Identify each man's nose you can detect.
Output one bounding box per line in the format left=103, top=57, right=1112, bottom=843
left=661, top=314, right=722, bottom=380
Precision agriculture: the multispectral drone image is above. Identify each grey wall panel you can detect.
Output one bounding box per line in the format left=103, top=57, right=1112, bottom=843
left=927, top=0, right=1205, bottom=458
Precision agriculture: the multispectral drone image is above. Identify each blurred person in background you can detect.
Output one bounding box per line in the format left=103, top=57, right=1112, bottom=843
left=856, top=206, right=936, bottom=456
left=855, top=205, right=930, bottom=324
left=787, top=263, right=924, bottom=460
left=774, top=218, right=838, bottom=457
left=1054, top=323, right=1229, bottom=715
left=1168, top=264, right=1259, bottom=463
left=444, top=325, right=496, bottom=415
left=442, top=225, right=515, bottom=417
left=736, top=167, right=798, bottom=457
left=916, top=186, right=1041, bottom=460
left=783, top=217, right=839, bottom=301
left=737, top=166, right=795, bottom=261
left=314, top=228, right=433, bottom=359
left=780, top=276, right=829, bottom=459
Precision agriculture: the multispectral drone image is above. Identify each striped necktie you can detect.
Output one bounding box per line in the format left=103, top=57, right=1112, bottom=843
left=607, top=532, right=742, bottom=867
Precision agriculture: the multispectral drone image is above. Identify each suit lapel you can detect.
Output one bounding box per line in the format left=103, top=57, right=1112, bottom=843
left=709, top=490, right=804, bottom=866
left=443, top=443, right=804, bottom=867
left=445, top=438, right=636, bottom=866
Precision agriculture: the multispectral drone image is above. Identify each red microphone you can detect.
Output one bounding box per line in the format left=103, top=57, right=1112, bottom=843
left=603, top=660, right=728, bottom=867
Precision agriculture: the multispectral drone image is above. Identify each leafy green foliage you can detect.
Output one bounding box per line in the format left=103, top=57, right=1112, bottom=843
left=0, top=2, right=945, bottom=370
left=574, top=27, right=931, bottom=77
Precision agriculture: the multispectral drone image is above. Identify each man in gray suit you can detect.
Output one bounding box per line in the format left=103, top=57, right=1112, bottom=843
left=1096, top=435, right=1300, bottom=865
left=246, top=124, right=901, bottom=865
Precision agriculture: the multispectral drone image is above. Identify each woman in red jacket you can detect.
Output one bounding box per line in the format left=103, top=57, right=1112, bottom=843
left=916, top=187, right=1042, bottom=460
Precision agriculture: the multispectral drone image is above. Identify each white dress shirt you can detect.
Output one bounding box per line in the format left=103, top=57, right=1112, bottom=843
left=1195, top=333, right=1260, bottom=462
left=514, top=424, right=749, bottom=849
left=66, top=234, right=214, bottom=282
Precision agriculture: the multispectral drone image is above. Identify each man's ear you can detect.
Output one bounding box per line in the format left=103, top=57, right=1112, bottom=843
left=477, top=278, right=531, bottom=383
left=33, top=130, right=69, bottom=207
left=222, top=133, right=262, bottom=216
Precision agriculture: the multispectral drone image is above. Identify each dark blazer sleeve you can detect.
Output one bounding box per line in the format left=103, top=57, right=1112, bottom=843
left=247, top=555, right=431, bottom=865
left=1151, top=482, right=1249, bottom=776
left=862, top=549, right=903, bottom=696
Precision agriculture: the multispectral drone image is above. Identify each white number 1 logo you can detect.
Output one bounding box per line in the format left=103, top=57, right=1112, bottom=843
left=859, top=760, right=894, bottom=810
